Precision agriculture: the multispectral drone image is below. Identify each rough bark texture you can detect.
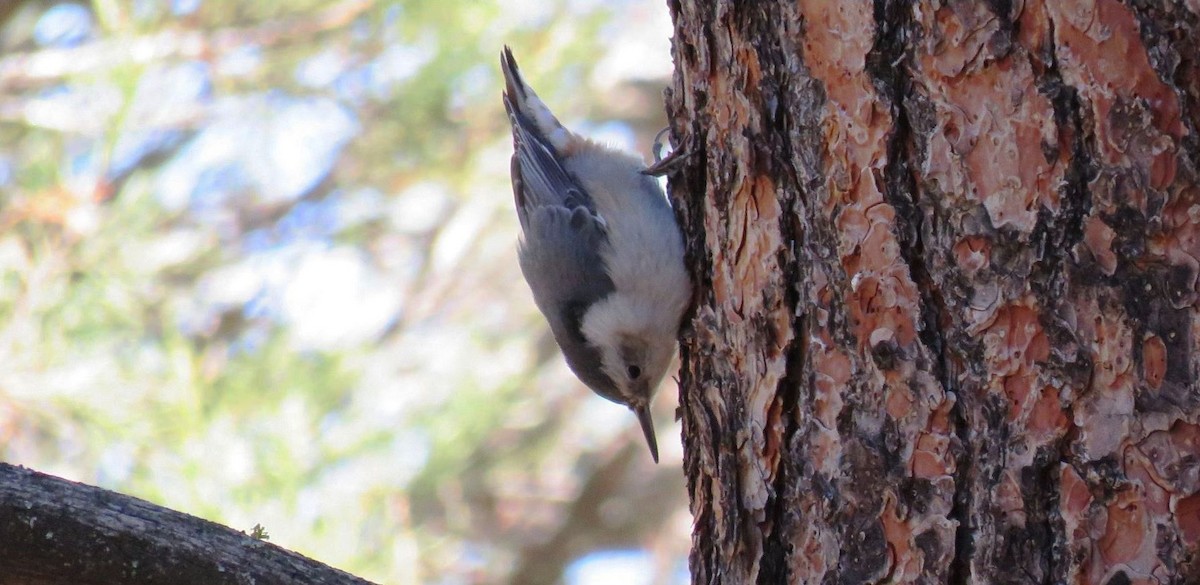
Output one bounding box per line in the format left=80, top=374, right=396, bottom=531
left=664, top=0, right=1200, bottom=583
left=0, top=463, right=373, bottom=585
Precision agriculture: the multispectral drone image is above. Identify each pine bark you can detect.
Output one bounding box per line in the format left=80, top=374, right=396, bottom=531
left=664, top=0, right=1200, bottom=583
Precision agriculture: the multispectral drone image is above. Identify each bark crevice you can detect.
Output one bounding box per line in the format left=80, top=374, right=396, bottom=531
left=865, top=0, right=979, bottom=583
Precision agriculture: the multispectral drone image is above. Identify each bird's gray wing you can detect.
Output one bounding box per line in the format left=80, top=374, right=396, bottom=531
left=499, top=47, right=587, bottom=213
left=517, top=204, right=619, bottom=397
left=502, top=48, right=615, bottom=396
left=503, top=103, right=598, bottom=219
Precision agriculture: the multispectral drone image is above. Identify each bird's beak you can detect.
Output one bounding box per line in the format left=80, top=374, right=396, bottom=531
left=634, top=404, right=659, bottom=463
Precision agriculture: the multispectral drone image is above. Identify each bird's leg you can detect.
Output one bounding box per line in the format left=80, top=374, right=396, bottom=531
left=642, top=127, right=695, bottom=177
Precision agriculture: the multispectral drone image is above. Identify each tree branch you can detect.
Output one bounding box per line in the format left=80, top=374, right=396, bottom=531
left=0, top=463, right=375, bottom=585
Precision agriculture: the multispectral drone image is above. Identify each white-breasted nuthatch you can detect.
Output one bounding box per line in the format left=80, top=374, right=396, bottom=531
left=500, top=47, right=691, bottom=463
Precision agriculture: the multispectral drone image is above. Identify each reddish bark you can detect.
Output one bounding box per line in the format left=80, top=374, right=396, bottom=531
left=665, top=0, right=1200, bottom=583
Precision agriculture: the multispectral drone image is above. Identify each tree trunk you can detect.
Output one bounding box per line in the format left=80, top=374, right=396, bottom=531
left=0, top=464, right=373, bottom=585
left=664, top=0, right=1200, bottom=583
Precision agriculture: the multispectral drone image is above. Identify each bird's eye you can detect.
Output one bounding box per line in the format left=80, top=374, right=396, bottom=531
left=627, top=365, right=642, bottom=379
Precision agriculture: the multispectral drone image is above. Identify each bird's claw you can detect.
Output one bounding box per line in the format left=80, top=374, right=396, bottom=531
left=643, top=127, right=694, bottom=177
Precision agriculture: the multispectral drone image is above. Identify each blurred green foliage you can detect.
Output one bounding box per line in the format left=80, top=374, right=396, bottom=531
left=0, top=0, right=688, bottom=583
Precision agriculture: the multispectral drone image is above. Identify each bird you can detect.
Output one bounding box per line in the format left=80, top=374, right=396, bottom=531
left=500, top=46, right=692, bottom=463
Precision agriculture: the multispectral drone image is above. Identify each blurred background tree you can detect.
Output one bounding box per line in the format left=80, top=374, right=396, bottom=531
left=0, top=1, right=689, bottom=583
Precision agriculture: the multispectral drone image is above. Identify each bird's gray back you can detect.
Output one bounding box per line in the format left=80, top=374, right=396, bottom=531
left=502, top=48, right=619, bottom=399
left=518, top=205, right=619, bottom=397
